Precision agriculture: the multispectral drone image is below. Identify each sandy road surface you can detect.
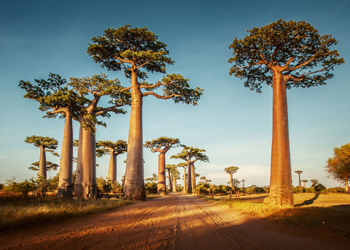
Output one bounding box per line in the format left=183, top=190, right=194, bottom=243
left=0, top=193, right=348, bottom=250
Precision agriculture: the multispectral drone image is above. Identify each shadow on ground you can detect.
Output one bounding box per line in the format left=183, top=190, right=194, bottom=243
left=295, top=193, right=319, bottom=207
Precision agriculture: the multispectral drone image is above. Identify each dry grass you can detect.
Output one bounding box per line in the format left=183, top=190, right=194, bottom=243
left=0, top=193, right=133, bottom=231
left=204, top=193, right=350, bottom=237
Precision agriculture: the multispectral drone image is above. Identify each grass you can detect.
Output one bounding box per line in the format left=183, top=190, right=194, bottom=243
left=0, top=193, right=133, bottom=232
left=203, top=193, right=350, bottom=237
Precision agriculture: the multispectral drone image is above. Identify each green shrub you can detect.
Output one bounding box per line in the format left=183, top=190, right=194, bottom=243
left=145, top=182, right=157, bottom=194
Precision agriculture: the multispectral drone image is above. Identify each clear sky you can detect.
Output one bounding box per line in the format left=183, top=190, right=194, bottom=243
left=1, top=0, right=349, bottom=189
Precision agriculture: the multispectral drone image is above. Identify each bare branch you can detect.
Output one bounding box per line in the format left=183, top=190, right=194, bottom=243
left=142, top=92, right=181, bottom=99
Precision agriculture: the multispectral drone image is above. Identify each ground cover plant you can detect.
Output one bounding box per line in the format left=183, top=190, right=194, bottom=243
left=204, top=193, right=350, bottom=238
left=0, top=192, right=133, bottom=232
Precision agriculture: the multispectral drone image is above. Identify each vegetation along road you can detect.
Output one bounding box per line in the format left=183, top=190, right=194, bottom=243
left=0, top=193, right=347, bottom=250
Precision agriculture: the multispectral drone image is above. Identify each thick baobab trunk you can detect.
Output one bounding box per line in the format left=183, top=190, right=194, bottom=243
left=38, top=146, right=46, bottom=179
left=123, top=70, right=146, bottom=200
left=82, top=128, right=97, bottom=199
left=157, top=153, right=166, bottom=194
left=345, top=179, right=349, bottom=193
left=167, top=169, right=173, bottom=192
left=183, top=168, right=187, bottom=193
left=191, top=163, right=196, bottom=193
left=229, top=173, right=233, bottom=189
left=187, top=163, right=192, bottom=193
left=108, top=151, right=117, bottom=182
left=74, top=125, right=83, bottom=198
left=172, top=176, right=177, bottom=192
left=58, top=111, right=73, bottom=198
left=298, top=174, right=301, bottom=189
left=266, top=72, right=294, bottom=206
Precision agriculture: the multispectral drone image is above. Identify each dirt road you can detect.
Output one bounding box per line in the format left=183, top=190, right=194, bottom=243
left=0, top=193, right=347, bottom=250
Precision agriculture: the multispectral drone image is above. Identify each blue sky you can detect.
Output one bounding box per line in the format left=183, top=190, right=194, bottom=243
left=1, top=0, right=349, bottom=188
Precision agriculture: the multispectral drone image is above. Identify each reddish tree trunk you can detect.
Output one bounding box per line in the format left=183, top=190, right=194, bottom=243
left=345, top=179, right=349, bottom=193
left=267, top=71, right=294, bottom=206
left=123, top=69, right=146, bottom=200
left=108, top=151, right=117, bottom=182
left=187, top=163, right=192, bottom=193
left=157, top=153, right=166, bottom=194
left=191, top=162, right=196, bottom=193
left=168, top=169, right=173, bottom=192
left=172, top=176, right=177, bottom=192
left=298, top=174, right=301, bottom=189
left=183, top=168, right=187, bottom=193
left=58, top=110, right=73, bottom=198
left=74, top=124, right=83, bottom=198
left=38, top=146, right=46, bottom=179
left=82, top=128, right=96, bottom=199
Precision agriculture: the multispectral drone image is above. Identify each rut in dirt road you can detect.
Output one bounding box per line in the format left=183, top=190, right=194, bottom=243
left=0, top=193, right=347, bottom=250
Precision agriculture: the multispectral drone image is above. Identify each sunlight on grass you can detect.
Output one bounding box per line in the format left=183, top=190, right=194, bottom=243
left=0, top=197, right=133, bottom=231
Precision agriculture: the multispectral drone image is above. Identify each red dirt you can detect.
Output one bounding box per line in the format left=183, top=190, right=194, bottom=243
left=0, top=193, right=348, bottom=249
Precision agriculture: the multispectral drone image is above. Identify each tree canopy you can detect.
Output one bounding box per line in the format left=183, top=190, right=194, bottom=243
left=325, top=142, right=350, bottom=191
left=224, top=166, right=239, bottom=175
left=96, top=140, right=128, bottom=157
left=29, top=161, right=58, bottom=171
left=171, top=146, right=209, bottom=163
left=24, top=136, right=59, bottom=155
left=229, top=19, right=344, bottom=93
left=144, top=137, right=180, bottom=152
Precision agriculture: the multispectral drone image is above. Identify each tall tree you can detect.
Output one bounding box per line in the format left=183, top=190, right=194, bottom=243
left=224, top=166, right=239, bottom=192
left=96, top=140, right=127, bottom=182
left=177, top=162, right=188, bottom=193
left=20, top=74, right=83, bottom=198
left=87, top=25, right=203, bottom=200
left=165, top=164, right=176, bottom=192
left=241, top=179, right=246, bottom=189
left=171, top=146, right=209, bottom=193
left=301, top=179, right=308, bottom=188
left=69, top=74, right=130, bottom=199
left=24, top=136, right=59, bottom=179
left=325, top=142, right=350, bottom=192
left=144, top=137, right=180, bottom=194
left=294, top=170, right=303, bottom=189
left=229, top=19, right=344, bottom=206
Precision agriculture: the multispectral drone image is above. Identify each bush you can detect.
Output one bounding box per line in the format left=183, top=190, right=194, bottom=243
left=96, top=177, right=113, bottom=197
left=327, top=187, right=345, bottom=193
left=5, top=178, right=35, bottom=197
left=292, top=186, right=304, bottom=193
left=196, top=183, right=210, bottom=194
left=0, top=183, right=3, bottom=190
left=145, top=182, right=157, bottom=194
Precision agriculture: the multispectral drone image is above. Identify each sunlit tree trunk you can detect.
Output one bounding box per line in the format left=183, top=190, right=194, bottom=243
left=58, top=110, right=73, bottom=198
left=157, top=153, right=166, bottom=194
left=268, top=71, right=294, bottom=206
left=172, top=176, right=177, bottom=192
left=167, top=169, right=173, bottom=192
left=74, top=124, right=83, bottom=198
left=183, top=169, right=187, bottom=193
left=229, top=173, right=233, bottom=189
left=187, top=163, right=192, bottom=193
left=123, top=69, right=146, bottom=200
left=39, top=145, right=46, bottom=179
left=345, top=179, right=349, bottom=193
left=82, top=127, right=96, bottom=199
left=298, top=174, right=301, bottom=189
left=191, top=163, right=196, bottom=193
left=108, top=151, right=117, bottom=181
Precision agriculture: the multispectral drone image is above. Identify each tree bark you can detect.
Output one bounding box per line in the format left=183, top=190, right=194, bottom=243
left=81, top=127, right=97, bottom=199
left=187, top=163, right=192, bottom=193
left=108, top=151, right=117, bottom=182
left=157, top=153, right=166, bottom=194
left=38, top=146, right=46, bottom=179
left=74, top=124, right=83, bottom=198
left=298, top=174, right=301, bottom=189
left=172, top=176, right=177, bottom=192
left=230, top=173, right=233, bottom=189
left=167, top=169, right=173, bottom=192
left=183, top=168, right=187, bottom=193
left=123, top=69, right=146, bottom=200
left=58, top=109, right=73, bottom=198
left=345, top=179, right=349, bottom=193
left=266, top=71, right=294, bottom=206
left=191, top=162, right=196, bottom=193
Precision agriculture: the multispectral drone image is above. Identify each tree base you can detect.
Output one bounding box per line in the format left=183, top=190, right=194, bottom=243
left=57, top=185, right=73, bottom=199
left=123, top=185, right=146, bottom=200
left=74, top=184, right=83, bottom=198
left=82, top=184, right=97, bottom=199
left=264, top=188, right=294, bottom=207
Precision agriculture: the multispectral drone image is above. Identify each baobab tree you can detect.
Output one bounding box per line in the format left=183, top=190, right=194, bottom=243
left=88, top=25, right=203, bottom=200
left=177, top=162, right=188, bottom=193
left=96, top=140, right=127, bottom=182
left=229, top=19, right=344, bottom=206
left=20, top=74, right=83, bottom=198
left=225, top=166, right=239, bottom=191
left=144, top=137, right=180, bottom=194
left=29, top=161, right=58, bottom=171
left=294, top=170, right=303, bottom=189
left=165, top=164, right=176, bottom=192
left=302, top=179, right=308, bottom=188
left=69, top=74, right=130, bottom=199
left=325, top=142, right=350, bottom=192
left=171, top=146, right=209, bottom=193
left=24, top=136, right=59, bottom=179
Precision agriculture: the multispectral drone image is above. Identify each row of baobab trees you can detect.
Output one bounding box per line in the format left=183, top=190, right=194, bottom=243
left=20, top=18, right=344, bottom=206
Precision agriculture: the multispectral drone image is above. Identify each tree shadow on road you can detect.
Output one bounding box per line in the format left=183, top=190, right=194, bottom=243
left=295, top=193, right=319, bottom=207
